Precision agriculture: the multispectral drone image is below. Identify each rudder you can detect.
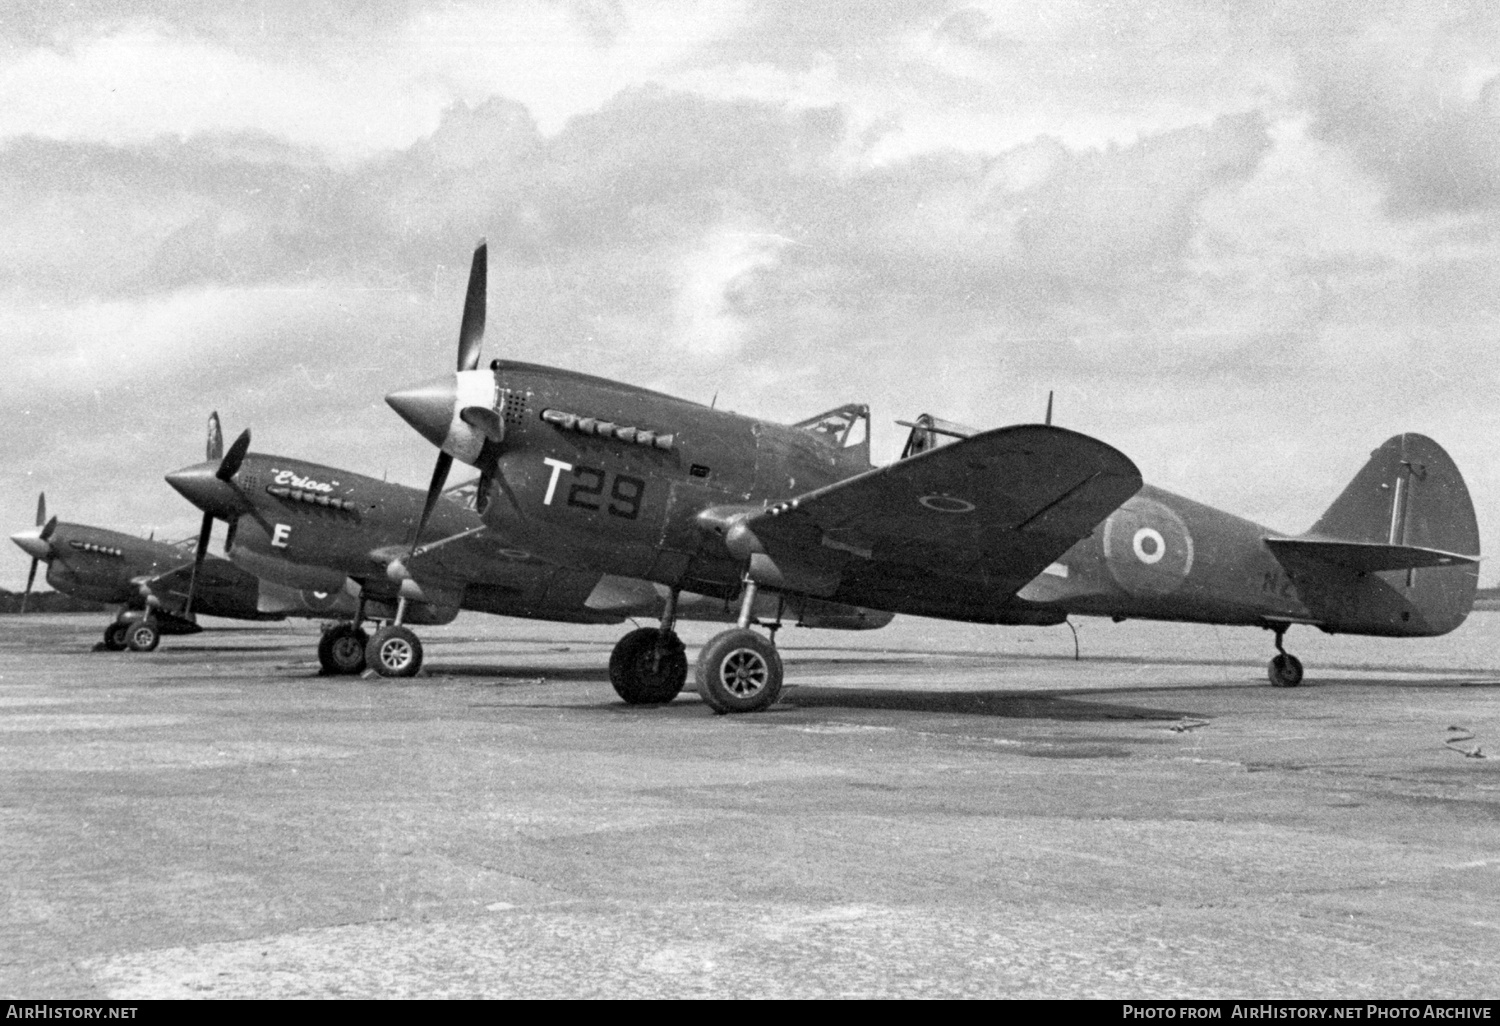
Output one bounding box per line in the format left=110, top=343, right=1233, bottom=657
left=1296, top=434, right=1479, bottom=635
left=1308, top=434, right=1479, bottom=556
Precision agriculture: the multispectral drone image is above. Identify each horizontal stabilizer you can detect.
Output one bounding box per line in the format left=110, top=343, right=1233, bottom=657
left=1266, top=537, right=1479, bottom=573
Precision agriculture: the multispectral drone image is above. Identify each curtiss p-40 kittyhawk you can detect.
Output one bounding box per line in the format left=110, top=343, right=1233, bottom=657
left=384, top=243, right=1146, bottom=711
left=387, top=243, right=1481, bottom=712
left=9, top=488, right=354, bottom=653
left=165, top=417, right=889, bottom=685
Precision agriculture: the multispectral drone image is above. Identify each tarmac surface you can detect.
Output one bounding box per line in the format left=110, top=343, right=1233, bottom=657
left=3, top=611, right=1499, bottom=999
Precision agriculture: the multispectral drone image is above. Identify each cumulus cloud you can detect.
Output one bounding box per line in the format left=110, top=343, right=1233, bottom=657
left=1300, top=16, right=1500, bottom=216
left=669, top=228, right=792, bottom=358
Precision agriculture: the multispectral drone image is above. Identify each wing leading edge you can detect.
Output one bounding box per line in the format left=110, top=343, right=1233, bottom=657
left=726, top=424, right=1142, bottom=621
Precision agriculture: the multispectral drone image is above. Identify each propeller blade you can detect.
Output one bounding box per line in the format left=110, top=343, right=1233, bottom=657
left=40, top=515, right=57, bottom=541
left=35, top=492, right=45, bottom=528
left=224, top=517, right=239, bottom=555
left=207, top=412, right=224, bottom=463
left=183, top=511, right=213, bottom=619
left=218, top=428, right=250, bottom=481
left=410, top=452, right=454, bottom=555
left=456, top=241, right=487, bottom=372
left=21, top=557, right=38, bottom=613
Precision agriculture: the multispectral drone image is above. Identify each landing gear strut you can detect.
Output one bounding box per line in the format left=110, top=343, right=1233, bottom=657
left=695, top=579, right=784, bottom=714
left=1268, top=625, right=1304, bottom=688
left=365, top=597, right=424, bottom=678
left=609, top=589, right=687, bottom=704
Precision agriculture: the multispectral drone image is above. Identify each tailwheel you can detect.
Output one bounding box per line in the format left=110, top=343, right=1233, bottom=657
left=318, top=623, right=370, bottom=676
left=695, top=627, right=783, bottom=714
left=1269, top=653, right=1304, bottom=688
left=609, top=627, right=688, bottom=704
left=125, top=620, right=161, bottom=653
left=365, top=624, right=423, bottom=678
left=102, top=622, right=130, bottom=651
left=1267, top=624, right=1304, bottom=688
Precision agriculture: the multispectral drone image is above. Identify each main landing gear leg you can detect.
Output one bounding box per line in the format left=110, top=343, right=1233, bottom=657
left=1268, top=626, right=1304, bottom=688
left=102, top=619, right=130, bottom=652
left=319, top=596, right=372, bottom=676
left=695, top=578, right=784, bottom=714
left=609, top=588, right=689, bottom=705
left=365, top=596, right=424, bottom=678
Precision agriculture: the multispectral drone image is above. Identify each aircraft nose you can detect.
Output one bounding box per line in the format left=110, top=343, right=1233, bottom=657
left=165, top=462, right=245, bottom=520
left=386, top=377, right=456, bottom=450
left=10, top=528, right=50, bottom=561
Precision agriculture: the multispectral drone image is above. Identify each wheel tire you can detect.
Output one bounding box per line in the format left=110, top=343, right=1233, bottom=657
left=695, top=628, right=783, bottom=713
left=609, top=628, right=688, bottom=704
left=318, top=624, right=370, bottom=675
left=365, top=625, right=423, bottom=678
left=1269, top=653, right=1304, bottom=688
left=102, top=622, right=130, bottom=651
left=125, top=621, right=161, bottom=653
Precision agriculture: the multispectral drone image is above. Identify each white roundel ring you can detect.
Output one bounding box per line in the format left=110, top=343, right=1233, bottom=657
left=1132, top=527, right=1166, bottom=565
left=919, top=495, right=976, bottom=514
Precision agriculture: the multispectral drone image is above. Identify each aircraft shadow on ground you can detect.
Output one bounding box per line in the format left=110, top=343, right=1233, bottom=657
left=795, top=646, right=1500, bottom=678
left=150, top=645, right=302, bottom=655
left=425, top=663, right=607, bottom=683
left=776, top=685, right=1196, bottom=721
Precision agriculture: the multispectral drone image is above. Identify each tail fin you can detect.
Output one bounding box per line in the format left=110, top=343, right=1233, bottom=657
left=1306, top=433, right=1478, bottom=555
left=1269, top=434, right=1479, bottom=636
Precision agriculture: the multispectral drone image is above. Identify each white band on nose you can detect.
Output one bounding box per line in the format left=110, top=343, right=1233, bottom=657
left=444, top=370, right=499, bottom=464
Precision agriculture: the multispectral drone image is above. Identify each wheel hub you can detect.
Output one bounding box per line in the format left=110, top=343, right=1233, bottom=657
left=720, top=649, right=769, bottom=697
left=380, top=638, right=414, bottom=671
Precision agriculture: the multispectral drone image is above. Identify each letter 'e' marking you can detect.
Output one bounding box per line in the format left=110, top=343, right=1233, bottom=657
left=542, top=457, right=575, bottom=506
left=271, top=523, right=292, bottom=549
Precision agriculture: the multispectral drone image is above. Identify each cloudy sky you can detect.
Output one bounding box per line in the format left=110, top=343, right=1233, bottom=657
left=4, top=0, right=1499, bottom=590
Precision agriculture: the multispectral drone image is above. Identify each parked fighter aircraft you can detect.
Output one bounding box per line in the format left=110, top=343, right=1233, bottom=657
left=164, top=421, right=889, bottom=685
left=8, top=491, right=352, bottom=652
left=384, top=243, right=1144, bottom=712
left=386, top=242, right=1481, bottom=712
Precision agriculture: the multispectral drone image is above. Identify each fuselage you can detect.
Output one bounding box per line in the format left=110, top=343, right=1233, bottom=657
left=452, top=361, right=872, bottom=600
left=454, top=362, right=1473, bottom=639
left=184, top=452, right=890, bottom=630
left=1017, top=485, right=1472, bottom=637
left=21, top=522, right=280, bottom=620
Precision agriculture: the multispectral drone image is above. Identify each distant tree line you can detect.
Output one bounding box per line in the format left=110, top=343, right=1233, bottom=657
left=0, top=590, right=108, bottom=614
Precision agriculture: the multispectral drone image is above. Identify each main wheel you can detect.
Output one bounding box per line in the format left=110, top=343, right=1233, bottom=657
left=318, top=624, right=370, bottom=675
left=102, top=622, right=130, bottom=651
left=365, top=625, right=423, bottom=678
left=609, top=628, right=688, bottom=704
left=1269, top=653, right=1304, bottom=688
left=695, top=628, right=783, bottom=714
left=125, top=620, right=161, bottom=653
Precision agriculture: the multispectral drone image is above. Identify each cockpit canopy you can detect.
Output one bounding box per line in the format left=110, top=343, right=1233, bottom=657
left=793, top=404, right=870, bottom=451
left=897, top=413, right=979, bottom=460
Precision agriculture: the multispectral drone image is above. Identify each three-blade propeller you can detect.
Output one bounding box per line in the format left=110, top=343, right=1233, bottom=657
left=409, top=241, right=488, bottom=557
left=18, top=492, right=58, bottom=613
left=183, top=412, right=251, bottom=619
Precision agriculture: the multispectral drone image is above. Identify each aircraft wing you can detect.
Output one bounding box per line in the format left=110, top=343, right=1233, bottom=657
left=734, top=424, right=1141, bottom=620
